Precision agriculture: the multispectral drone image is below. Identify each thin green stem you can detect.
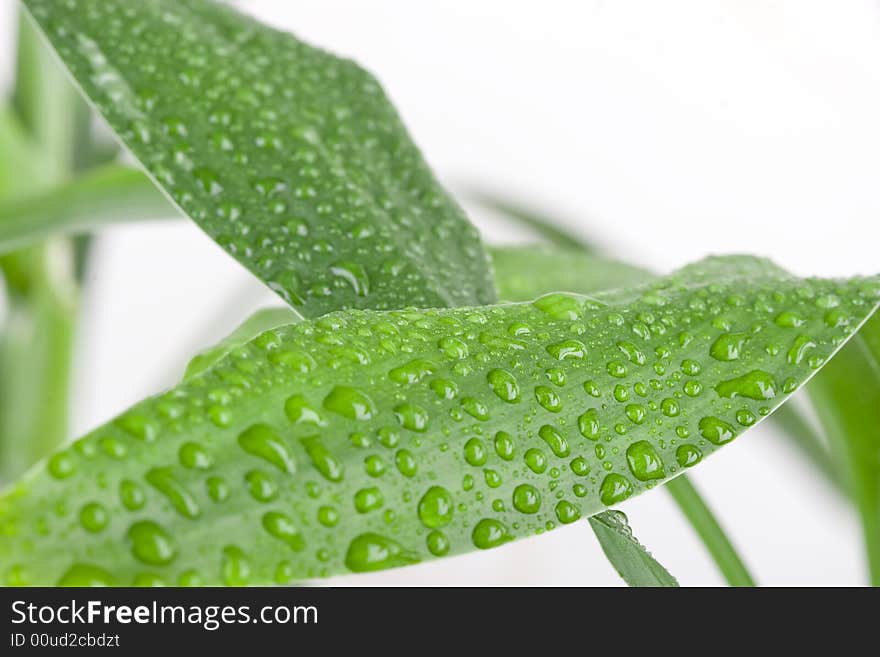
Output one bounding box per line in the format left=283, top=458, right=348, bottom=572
left=0, top=164, right=173, bottom=254
left=0, top=11, right=85, bottom=481
left=665, top=475, right=756, bottom=587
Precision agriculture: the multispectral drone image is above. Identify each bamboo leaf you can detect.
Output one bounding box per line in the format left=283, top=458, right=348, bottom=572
left=1, top=256, right=875, bottom=585
left=589, top=511, right=678, bottom=587
left=21, top=0, right=497, bottom=316
left=807, top=314, right=880, bottom=584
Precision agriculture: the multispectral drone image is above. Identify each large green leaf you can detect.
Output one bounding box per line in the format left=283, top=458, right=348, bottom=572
left=1, top=256, right=875, bottom=585
left=588, top=511, right=678, bottom=587
left=21, top=0, right=496, bottom=316
left=808, top=314, right=880, bottom=584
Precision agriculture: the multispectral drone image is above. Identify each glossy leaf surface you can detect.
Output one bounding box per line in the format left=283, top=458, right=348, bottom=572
left=1, top=256, right=875, bottom=585
left=22, top=0, right=496, bottom=316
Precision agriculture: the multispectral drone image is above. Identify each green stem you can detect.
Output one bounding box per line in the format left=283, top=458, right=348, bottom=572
left=0, top=11, right=84, bottom=481
left=0, top=164, right=173, bottom=254
left=665, top=475, right=756, bottom=587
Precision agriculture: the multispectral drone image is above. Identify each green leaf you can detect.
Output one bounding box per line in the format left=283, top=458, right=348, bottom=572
left=807, top=314, right=880, bottom=584
left=183, top=307, right=300, bottom=381
left=490, top=246, right=653, bottom=301
left=1, top=256, right=875, bottom=585
left=663, top=476, right=753, bottom=586
left=21, top=0, right=496, bottom=316
left=0, top=165, right=178, bottom=254
left=588, top=511, right=678, bottom=586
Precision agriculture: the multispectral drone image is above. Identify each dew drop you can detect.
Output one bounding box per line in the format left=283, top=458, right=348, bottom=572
left=538, top=425, right=570, bottom=457
left=600, top=473, right=633, bottom=505
left=417, top=486, right=454, bottom=528
left=323, top=386, right=377, bottom=420
left=237, top=423, right=296, bottom=473
left=512, top=484, right=541, bottom=514
left=128, top=520, right=176, bottom=566
left=471, top=518, right=512, bottom=549
left=262, top=511, right=305, bottom=550
left=345, top=533, right=419, bottom=572
left=487, top=368, right=521, bottom=403
left=699, top=416, right=736, bottom=445
left=625, top=441, right=666, bottom=481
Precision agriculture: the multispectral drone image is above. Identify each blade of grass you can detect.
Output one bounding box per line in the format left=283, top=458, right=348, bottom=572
left=807, top=315, right=880, bottom=585
left=0, top=164, right=176, bottom=254
left=664, top=476, right=755, bottom=587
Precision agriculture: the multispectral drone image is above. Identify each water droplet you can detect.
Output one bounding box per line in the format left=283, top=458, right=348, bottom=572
left=570, top=456, right=590, bottom=476
left=393, top=403, right=429, bottom=431
left=607, top=361, right=627, bottom=378
left=79, top=502, right=108, bottom=533
left=715, top=370, right=777, bottom=401
left=317, top=505, right=339, bottom=527
left=119, top=480, right=145, bottom=510
left=600, top=473, right=633, bottom=505
left=494, top=431, right=516, bottom=460
left=145, top=467, right=201, bottom=518
left=787, top=335, right=817, bottom=365
left=699, top=416, right=736, bottom=445
left=395, top=449, right=418, bottom=477
left=524, top=448, right=547, bottom=474
left=578, top=409, right=600, bottom=440
left=364, top=454, right=386, bottom=477
left=193, top=167, right=223, bottom=195
left=661, top=398, right=680, bottom=417
left=245, top=470, right=277, bottom=502
left=57, top=564, right=115, bottom=586
left=116, top=413, right=157, bottom=441
left=345, top=533, right=419, bottom=572
left=532, top=293, right=583, bottom=321
left=301, top=436, right=344, bottom=482
left=462, top=438, right=487, bottom=466
left=676, top=444, right=702, bottom=467
left=237, top=424, right=295, bottom=473
left=354, top=487, right=383, bottom=513
left=207, top=476, right=230, bottom=503
left=128, top=520, right=176, bottom=566
left=389, top=359, right=438, bottom=384
left=472, top=518, right=512, bottom=549
left=426, top=530, right=450, bottom=556
left=284, top=395, right=326, bottom=426
left=555, top=500, right=580, bottom=524
left=487, top=369, right=521, bottom=403
left=775, top=311, right=805, bottom=328
left=546, top=339, right=587, bottom=360
left=418, top=486, right=454, bottom=528
left=262, top=511, right=305, bottom=550
left=535, top=386, right=562, bottom=412
left=48, top=451, right=76, bottom=479
left=329, top=261, right=370, bottom=296
left=681, top=359, right=702, bottom=376
left=735, top=408, right=757, bottom=426
left=323, top=386, right=377, bottom=420
left=438, top=336, right=469, bottom=359
left=221, top=546, right=251, bottom=585
left=512, top=484, right=541, bottom=514
left=538, top=425, right=570, bottom=457
left=179, top=442, right=212, bottom=469
left=625, top=404, right=647, bottom=424
left=710, top=332, right=749, bottom=361
left=625, top=441, right=666, bottom=481
left=462, top=397, right=490, bottom=420
left=617, top=341, right=646, bottom=365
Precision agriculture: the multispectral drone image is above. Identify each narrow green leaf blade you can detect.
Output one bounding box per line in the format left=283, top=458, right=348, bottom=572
left=490, top=246, right=654, bottom=300
left=21, top=0, right=497, bottom=315
left=1, top=256, right=875, bottom=585
left=807, top=314, right=880, bottom=584
left=589, top=511, right=678, bottom=587
left=0, top=165, right=175, bottom=254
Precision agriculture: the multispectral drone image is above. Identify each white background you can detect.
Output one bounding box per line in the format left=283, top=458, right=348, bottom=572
left=2, top=0, right=879, bottom=585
